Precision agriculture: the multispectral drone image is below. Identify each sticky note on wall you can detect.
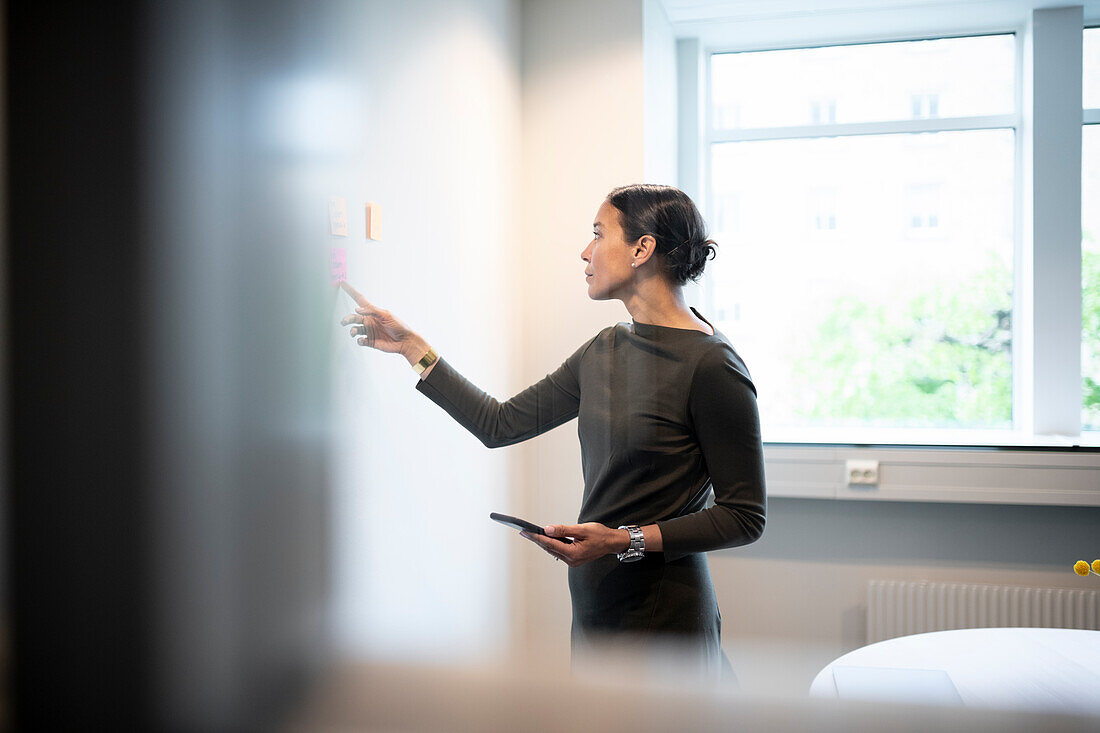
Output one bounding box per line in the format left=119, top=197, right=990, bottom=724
left=365, top=202, right=381, bottom=240
left=330, top=247, right=347, bottom=285
left=329, top=197, right=348, bottom=236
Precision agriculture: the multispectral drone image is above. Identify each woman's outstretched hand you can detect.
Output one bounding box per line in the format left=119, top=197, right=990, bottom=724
left=339, top=281, right=419, bottom=357
left=520, top=523, right=628, bottom=568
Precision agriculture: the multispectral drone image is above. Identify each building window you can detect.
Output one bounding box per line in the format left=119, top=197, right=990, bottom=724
left=905, top=184, right=941, bottom=231
left=911, top=93, right=940, bottom=118
left=811, top=98, right=837, bottom=125
left=810, top=187, right=838, bottom=230
left=708, top=34, right=1018, bottom=442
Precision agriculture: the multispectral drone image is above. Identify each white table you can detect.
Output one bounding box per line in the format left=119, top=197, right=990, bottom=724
left=810, top=628, right=1100, bottom=716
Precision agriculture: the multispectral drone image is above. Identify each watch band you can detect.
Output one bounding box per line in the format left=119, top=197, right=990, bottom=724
left=616, top=525, right=645, bottom=563
left=413, top=347, right=439, bottom=375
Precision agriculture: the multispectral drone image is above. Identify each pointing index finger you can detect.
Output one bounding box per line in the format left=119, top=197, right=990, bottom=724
left=339, top=280, right=369, bottom=307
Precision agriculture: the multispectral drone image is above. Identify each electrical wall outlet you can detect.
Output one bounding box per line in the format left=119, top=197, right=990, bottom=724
left=845, top=459, right=880, bottom=486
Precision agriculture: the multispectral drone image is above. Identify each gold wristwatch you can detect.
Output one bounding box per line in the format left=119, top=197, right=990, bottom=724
left=413, top=347, right=439, bottom=375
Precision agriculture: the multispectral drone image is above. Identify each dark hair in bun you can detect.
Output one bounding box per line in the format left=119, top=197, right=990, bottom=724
left=606, top=184, right=717, bottom=287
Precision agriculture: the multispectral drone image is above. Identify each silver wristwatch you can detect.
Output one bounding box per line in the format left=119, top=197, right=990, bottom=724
left=616, top=525, right=645, bottom=563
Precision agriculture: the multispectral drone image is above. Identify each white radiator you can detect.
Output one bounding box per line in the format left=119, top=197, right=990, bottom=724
left=866, top=580, right=1100, bottom=644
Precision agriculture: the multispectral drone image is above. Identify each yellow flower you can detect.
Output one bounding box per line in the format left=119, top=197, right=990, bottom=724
left=1093, top=559, right=1100, bottom=575
left=1074, top=560, right=1090, bottom=576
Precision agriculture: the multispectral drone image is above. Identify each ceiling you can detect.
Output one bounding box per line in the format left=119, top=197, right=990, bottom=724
left=659, top=0, right=1100, bottom=24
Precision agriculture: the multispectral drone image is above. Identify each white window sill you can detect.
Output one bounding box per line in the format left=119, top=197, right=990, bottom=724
left=764, top=428, right=1100, bottom=448
left=763, top=442, right=1100, bottom=507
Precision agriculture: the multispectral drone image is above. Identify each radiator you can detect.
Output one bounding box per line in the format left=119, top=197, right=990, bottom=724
left=866, top=580, right=1100, bottom=644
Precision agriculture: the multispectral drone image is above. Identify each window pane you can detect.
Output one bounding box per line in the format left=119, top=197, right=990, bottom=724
left=709, top=130, right=1014, bottom=432
left=712, top=35, right=1015, bottom=129
left=1085, top=28, right=1100, bottom=109
left=1083, top=125, right=1100, bottom=430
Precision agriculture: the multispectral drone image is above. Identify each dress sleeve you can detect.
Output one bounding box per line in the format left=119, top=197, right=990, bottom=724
left=656, top=343, right=767, bottom=561
left=414, top=334, right=597, bottom=449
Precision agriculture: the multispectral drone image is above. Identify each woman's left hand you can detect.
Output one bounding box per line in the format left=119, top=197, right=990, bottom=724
left=519, top=523, right=626, bottom=567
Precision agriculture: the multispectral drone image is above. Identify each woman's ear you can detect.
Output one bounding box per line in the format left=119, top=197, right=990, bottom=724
left=634, top=234, right=657, bottom=263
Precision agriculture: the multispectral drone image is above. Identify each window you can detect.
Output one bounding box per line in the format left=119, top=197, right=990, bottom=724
left=1085, top=26, right=1100, bottom=109
left=715, top=191, right=740, bottom=233
left=710, top=35, right=1013, bottom=129
left=811, top=98, right=837, bottom=125
left=911, top=93, right=940, bottom=119
left=714, top=101, right=740, bottom=130
left=905, top=183, right=941, bottom=231
left=709, top=35, right=1017, bottom=441
left=810, top=187, right=837, bottom=231
left=1083, top=28, right=1100, bottom=430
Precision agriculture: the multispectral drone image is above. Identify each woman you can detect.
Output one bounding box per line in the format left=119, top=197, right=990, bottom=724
left=340, top=184, right=766, bottom=678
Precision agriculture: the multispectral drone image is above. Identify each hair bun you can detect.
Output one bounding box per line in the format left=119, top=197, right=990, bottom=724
left=676, top=236, right=716, bottom=283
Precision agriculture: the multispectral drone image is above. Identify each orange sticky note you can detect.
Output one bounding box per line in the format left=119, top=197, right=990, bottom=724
left=365, top=202, right=381, bottom=240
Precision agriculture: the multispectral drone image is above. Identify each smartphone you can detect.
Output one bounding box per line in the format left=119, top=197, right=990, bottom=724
left=489, top=512, right=573, bottom=544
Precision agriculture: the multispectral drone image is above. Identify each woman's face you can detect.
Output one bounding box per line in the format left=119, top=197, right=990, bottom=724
left=582, top=199, right=636, bottom=301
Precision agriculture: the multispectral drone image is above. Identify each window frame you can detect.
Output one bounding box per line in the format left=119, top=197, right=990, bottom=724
left=679, top=8, right=1100, bottom=506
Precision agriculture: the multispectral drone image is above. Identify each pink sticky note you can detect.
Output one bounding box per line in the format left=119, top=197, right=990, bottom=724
left=330, top=247, right=347, bottom=285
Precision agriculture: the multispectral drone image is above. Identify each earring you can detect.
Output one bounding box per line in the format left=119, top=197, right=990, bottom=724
left=631, top=262, right=637, bottom=268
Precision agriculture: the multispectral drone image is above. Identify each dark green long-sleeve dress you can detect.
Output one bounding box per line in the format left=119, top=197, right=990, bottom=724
left=414, top=306, right=767, bottom=675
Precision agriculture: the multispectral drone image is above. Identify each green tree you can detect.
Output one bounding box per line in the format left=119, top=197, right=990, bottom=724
left=792, top=261, right=1012, bottom=428
left=1083, top=229, right=1100, bottom=428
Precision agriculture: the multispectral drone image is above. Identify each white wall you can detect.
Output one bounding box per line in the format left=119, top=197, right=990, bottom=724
left=516, top=0, right=645, bottom=667
left=328, top=0, right=663, bottom=670
left=329, top=0, right=522, bottom=662
left=643, top=0, right=707, bottom=315
left=644, top=0, right=678, bottom=185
